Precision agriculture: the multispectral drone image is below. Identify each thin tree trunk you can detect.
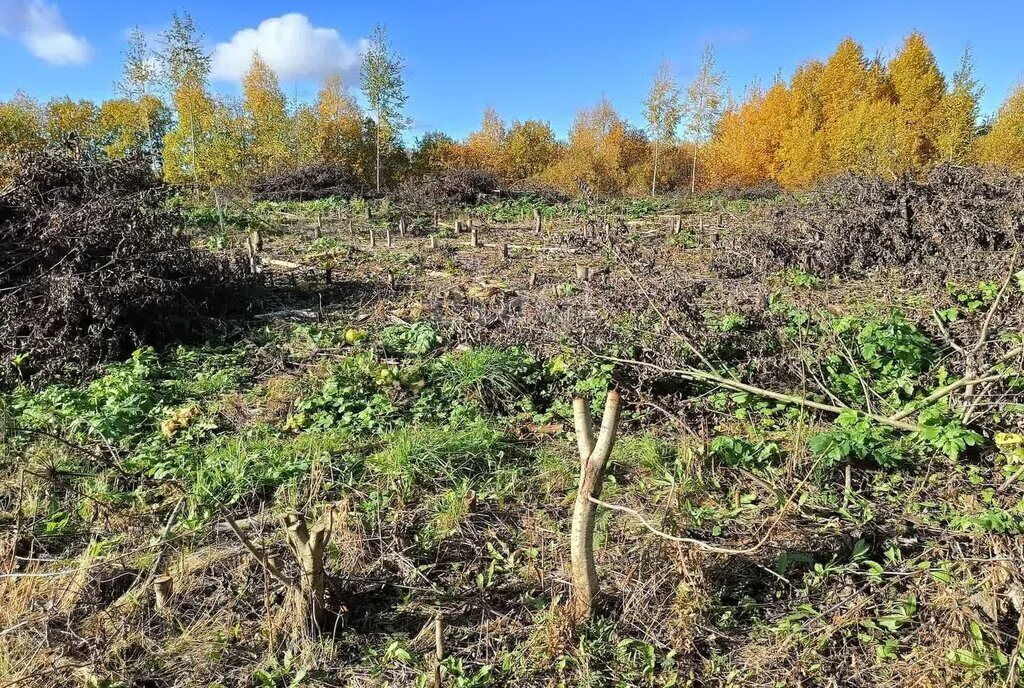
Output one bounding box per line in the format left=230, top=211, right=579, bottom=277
left=375, top=107, right=382, bottom=194
left=690, top=137, right=698, bottom=194
left=651, top=139, right=660, bottom=196
left=189, top=104, right=199, bottom=186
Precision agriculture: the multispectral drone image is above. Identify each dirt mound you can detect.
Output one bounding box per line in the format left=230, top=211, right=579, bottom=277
left=714, top=165, right=1024, bottom=281
left=0, top=149, right=249, bottom=384
left=250, top=164, right=364, bottom=202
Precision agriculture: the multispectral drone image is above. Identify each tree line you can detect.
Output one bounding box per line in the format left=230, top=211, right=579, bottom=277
left=1, top=14, right=1023, bottom=196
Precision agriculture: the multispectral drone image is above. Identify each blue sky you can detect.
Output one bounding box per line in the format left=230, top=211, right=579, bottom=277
left=1, top=0, right=1022, bottom=142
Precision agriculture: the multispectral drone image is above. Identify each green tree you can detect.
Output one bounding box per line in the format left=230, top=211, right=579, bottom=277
left=411, top=131, right=457, bottom=176
left=685, top=43, right=725, bottom=192
left=360, top=24, right=408, bottom=192
left=644, top=59, right=682, bottom=194
left=118, top=27, right=158, bottom=100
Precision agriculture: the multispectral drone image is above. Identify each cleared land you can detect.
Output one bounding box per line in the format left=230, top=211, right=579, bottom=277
left=1, top=159, right=1023, bottom=687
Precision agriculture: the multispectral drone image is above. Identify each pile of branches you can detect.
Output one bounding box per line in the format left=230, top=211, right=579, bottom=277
left=250, top=164, right=364, bottom=202
left=716, top=165, right=1024, bottom=282
left=716, top=180, right=784, bottom=202
left=0, top=148, right=250, bottom=384
left=506, top=178, right=570, bottom=204
left=391, top=169, right=501, bottom=211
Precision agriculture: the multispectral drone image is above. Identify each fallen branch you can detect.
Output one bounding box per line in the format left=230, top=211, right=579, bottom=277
left=598, top=355, right=921, bottom=432
left=223, top=514, right=294, bottom=588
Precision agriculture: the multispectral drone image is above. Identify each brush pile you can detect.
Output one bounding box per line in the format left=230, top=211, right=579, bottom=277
left=250, top=164, right=364, bottom=202
left=716, top=165, right=1024, bottom=282
left=0, top=148, right=249, bottom=384
left=392, top=169, right=501, bottom=211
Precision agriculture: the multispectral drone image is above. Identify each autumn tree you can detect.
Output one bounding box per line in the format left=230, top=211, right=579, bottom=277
left=503, top=119, right=559, bottom=181
left=543, top=97, right=648, bottom=197
left=975, top=84, right=1024, bottom=170
left=0, top=93, right=45, bottom=155
left=644, top=60, right=682, bottom=194
left=97, top=96, right=168, bottom=158
left=360, top=24, right=408, bottom=192
left=887, top=31, right=946, bottom=169
left=685, top=44, right=725, bottom=191
left=159, top=12, right=215, bottom=184
left=709, top=79, right=791, bottom=187
left=817, top=39, right=874, bottom=174
left=462, top=106, right=506, bottom=172
left=411, top=131, right=458, bottom=176
left=936, top=46, right=982, bottom=163
left=291, top=104, right=320, bottom=167
left=115, top=27, right=162, bottom=153
left=44, top=98, right=100, bottom=143
left=242, top=53, right=290, bottom=175
left=777, top=60, right=826, bottom=187
left=205, top=97, right=249, bottom=187
left=314, top=72, right=363, bottom=167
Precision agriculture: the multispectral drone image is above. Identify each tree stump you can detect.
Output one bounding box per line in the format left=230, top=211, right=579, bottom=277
left=284, top=513, right=331, bottom=632
left=153, top=575, right=173, bottom=610
left=570, top=392, right=622, bottom=620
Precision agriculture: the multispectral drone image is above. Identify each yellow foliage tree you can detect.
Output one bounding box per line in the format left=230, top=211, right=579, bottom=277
left=97, top=95, right=166, bottom=158
left=314, top=73, right=363, bottom=168
left=292, top=104, right=320, bottom=167
left=0, top=93, right=45, bottom=155
left=503, top=119, right=559, bottom=181
left=936, top=47, right=982, bottom=164
left=709, top=80, right=791, bottom=187
left=242, top=53, right=290, bottom=176
left=777, top=61, right=827, bottom=188
left=975, top=84, right=1024, bottom=171
left=160, top=12, right=217, bottom=185
left=44, top=98, right=100, bottom=143
left=163, top=69, right=217, bottom=184
left=887, top=31, right=946, bottom=169
left=543, top=97, right=649, bottom=198
left=463, top=106, right=506, bottom=172
left=411, top=131, right=458, bottom=176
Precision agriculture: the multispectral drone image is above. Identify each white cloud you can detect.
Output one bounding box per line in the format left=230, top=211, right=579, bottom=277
left=211, top=13, right=366, bottom=83
left=0, top=0, right=93, bottom=65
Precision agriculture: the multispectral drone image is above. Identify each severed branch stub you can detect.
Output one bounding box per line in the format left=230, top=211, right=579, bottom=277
left=225, top=510, right=335, bottom=634
left=284, top=512, right=332, bottom=632
left=570, top=390, right=622, bottom=620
